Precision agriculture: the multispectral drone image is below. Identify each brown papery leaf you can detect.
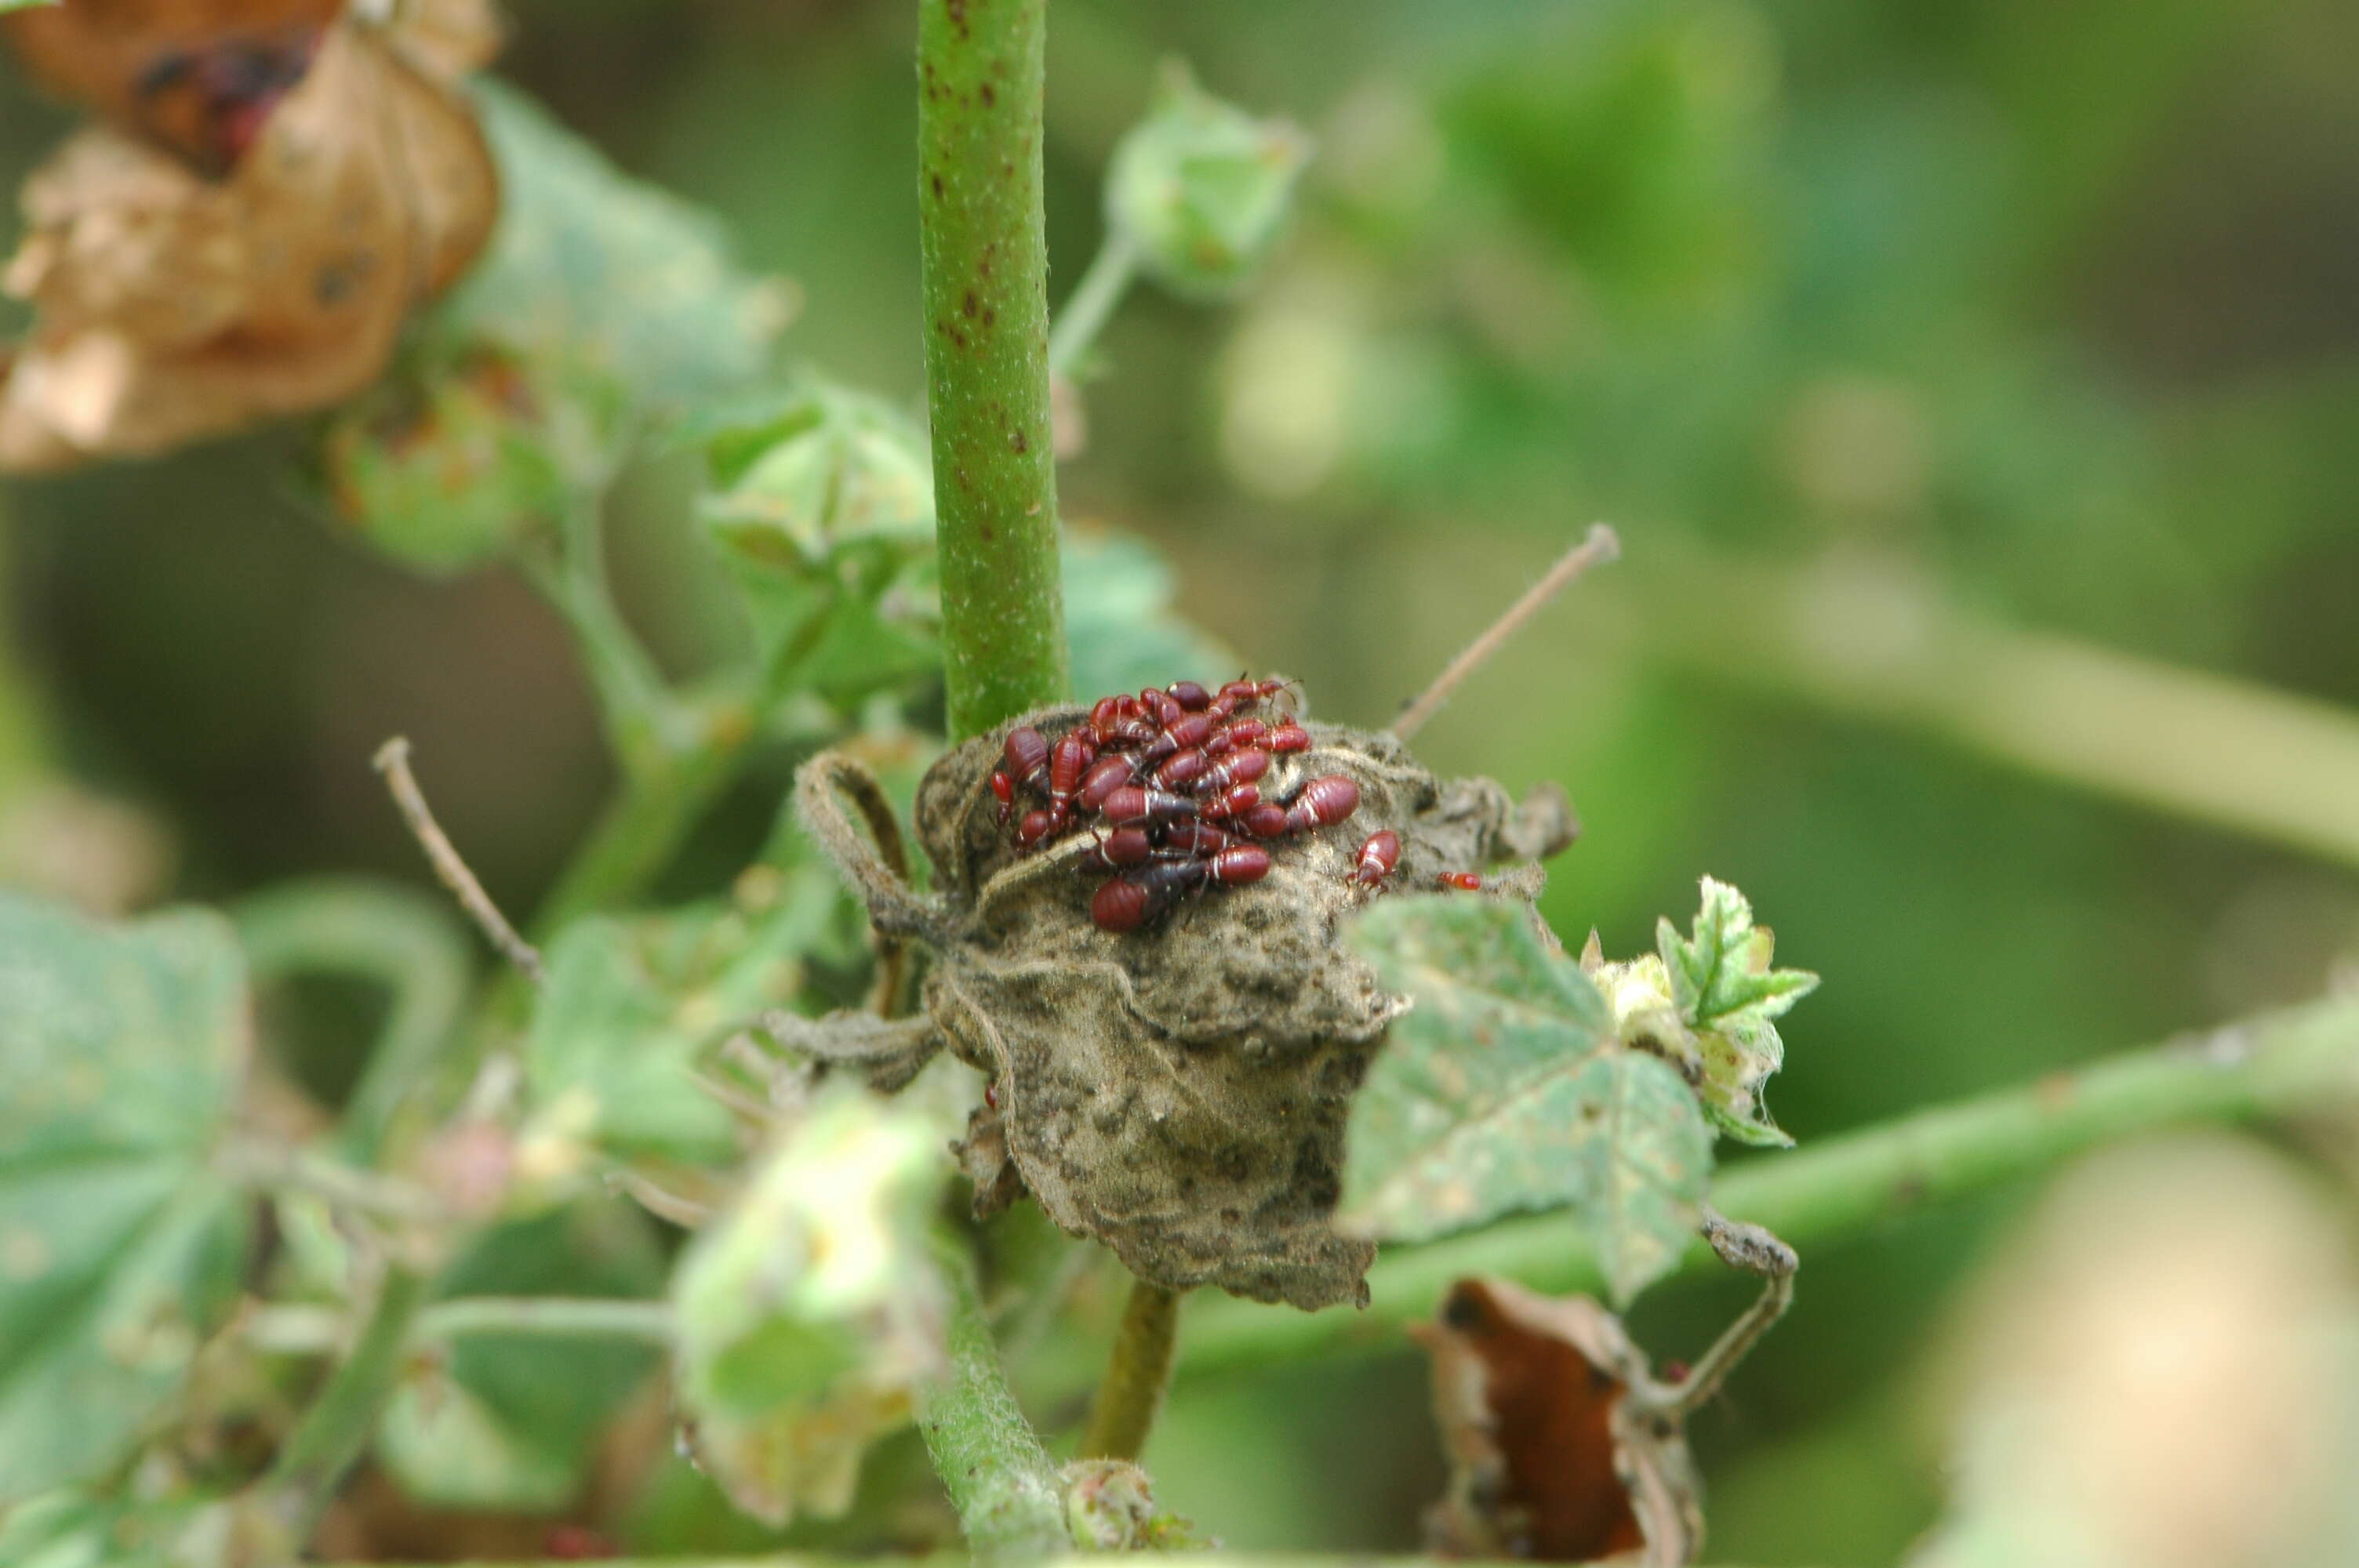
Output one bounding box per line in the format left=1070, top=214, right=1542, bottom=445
left=1415, top=1276, right=1702, bottom=1565
left=0, top=0, right=500, bottom=471
left=5, top=0, right=344, bottom=172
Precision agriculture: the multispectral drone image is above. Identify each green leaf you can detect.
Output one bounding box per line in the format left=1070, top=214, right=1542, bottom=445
left=1339, top=896, right=1712, bottom=1306
left=321, top=348, right=576, bottom=575
left=522, top=871, right=848, bottom=1170
left=376, top=1203, right=666, bottom=1512
left=1107, top=60, right=1311, bottom=301
left=0, top=1488, right=293, bottom=1568
left=0, top=896, right=252, bottom=1507
left=1654, top=876, right=1818, bottom=1147
left=324, top=78, right=787, bottom=573
left=671, top=1081, right=951, bottom=1527
left=692, top=378, right=1235, bottom=717
left=1061, top=530, right=1240, bottom=700
left=693, top=380, right=943, bottom=707
left=698, top=383, right=936, bottom=575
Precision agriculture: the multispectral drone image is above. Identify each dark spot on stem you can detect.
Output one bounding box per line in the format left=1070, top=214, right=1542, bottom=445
left=961, top=289, right=979, bottom=319
left=930, top=172, right=943, bottom=198
left=1010, top=431, right=1029, bottom=454
left=980, top=82, right=996, bottom=107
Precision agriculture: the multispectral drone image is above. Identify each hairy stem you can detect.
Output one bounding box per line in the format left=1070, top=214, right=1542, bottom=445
left=1048, top=229, right=1139, bottom=379
left=261, top=1261, right=431, bottom=1541
left=1079, top=1279, right=1181, bottom=1461
left=1166, top=993, right=2359, bottom=1375
left=918, top=1229, right=1071, bottom=1561
left=1647, top=546, right=2359, bottom=872
left=232, top=877, right=472, bottom=1162
left=918, top=0, right=1068, bottom=739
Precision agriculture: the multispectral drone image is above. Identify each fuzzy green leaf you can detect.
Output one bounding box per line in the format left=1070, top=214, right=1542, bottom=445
left=1656, top=876, right=1819, bottom=1147
left=671, top=1080, right=951, bottom=1526
left=1340, top=897, right=1713, bottom=1306
left=692, top=384, right=1234, bottom=718
left=325, top=79, right=786, bottom=573
left=692, top=379, right=942, bottom=708
left=377, top=1203, right=666, bottom=1511
left=0, top=897, right=253, bottom=1506
left=522, top=871, right=848, bottom=1172
left=0, top=1487, right=294, bottom=1568
left=1061, top=530, right=1239, bottom=702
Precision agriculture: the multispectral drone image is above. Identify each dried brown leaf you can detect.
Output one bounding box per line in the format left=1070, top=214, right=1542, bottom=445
left=0, top=2, right=498, bottom=470
left=1416, top=1276, right=1701, bottom=1565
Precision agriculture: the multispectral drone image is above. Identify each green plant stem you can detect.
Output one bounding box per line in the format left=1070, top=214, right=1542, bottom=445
left=544, top=492, right=674, bottom=761
left=415, top=1294, right=676, bottom=1344
left=532, top=709, right=751, bottom=933
left=261, top=1261, right=431, bottom=1540
left=1078, top=1279, right=1180, bottom=1461
left=1645, top=546, right=2359, bottom=872
left=1162, top=992, right=2359, bottom=1377
left=518, top=484, right=766, bottom=931
left=1047, top=230, right=1139, bottom=379
left=245, top=1296, right=677, bottom=1356
left=234, top=877, right=474, bottom=1162
left=918, top=1229, right=1071, bottom=1561
left=917, top=0, right=1068, bottom=739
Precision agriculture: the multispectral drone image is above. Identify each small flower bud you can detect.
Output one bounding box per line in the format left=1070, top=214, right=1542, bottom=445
left=1105, top=60, right=1310, bottom=301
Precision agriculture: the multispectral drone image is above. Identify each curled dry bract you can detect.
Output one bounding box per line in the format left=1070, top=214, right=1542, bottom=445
left=1417, top=1276, right=1702, bottom=1565
left=0, top=1, right=499, bottom=470
left=796, top=706, right=1574, bottom=1312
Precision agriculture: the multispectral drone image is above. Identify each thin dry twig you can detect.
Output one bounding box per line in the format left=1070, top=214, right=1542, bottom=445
left=1391, top=524, right=1622, bottom=742
left=372, top=736, right=544, bottom=984
left=1663, top=1205, right=1797, bottom=1418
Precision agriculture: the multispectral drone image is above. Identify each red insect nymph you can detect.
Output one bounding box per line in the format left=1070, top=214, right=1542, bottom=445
left=1353, top=829, right=1401, bottom=886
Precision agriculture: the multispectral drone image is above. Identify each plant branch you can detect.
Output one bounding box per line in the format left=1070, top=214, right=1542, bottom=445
left=529, top=492, right=673, bottom=763
left=918, top=0, right=1068, bottom=739
left=1657, top=1209, right=1796, bottom=1419
left=260, top=1261, right=431, bottom=1541
left=531, top=700, right=754, bottom=933
left=1078, top=1279, right=1180, bottom=1461
left=918, top=1227, right=1072, bottom=1560
left=1393, top=524, right=1620, bottom=741
left=1047, top=229, right=1139, bottom=379
left=372, top=739, right=544, bottom=983
left=1645, top=546, right=2359, bottom=872
left=1162, top=992, right=2359, bottom=1377
left=518, top=484, right=763, bottom=931
left=233, top=877, right=472, bottom=1162
left=414, top=1294, right=677, bottom=1345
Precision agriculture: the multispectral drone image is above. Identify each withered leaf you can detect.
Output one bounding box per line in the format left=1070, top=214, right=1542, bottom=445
left=860, top=710, right=1573, bottom=1311
left=1417, top=1276, right=1701, bottom=1566
left=0, top=1, right=499, bottom=470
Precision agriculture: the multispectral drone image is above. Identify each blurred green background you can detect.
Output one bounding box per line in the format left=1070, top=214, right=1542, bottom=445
left=3, top=1, right=2357, bottom=1560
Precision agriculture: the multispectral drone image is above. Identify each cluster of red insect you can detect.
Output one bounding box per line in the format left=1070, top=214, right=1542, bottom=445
left=988, top=678, right=1406, bottom=933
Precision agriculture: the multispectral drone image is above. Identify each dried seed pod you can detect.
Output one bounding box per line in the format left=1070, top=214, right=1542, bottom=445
left=798, top=703, right=1575, bottom=1311
left=0, top=2, right=501, bottom=470
left=936, top=710, right=1571, bottom=1308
